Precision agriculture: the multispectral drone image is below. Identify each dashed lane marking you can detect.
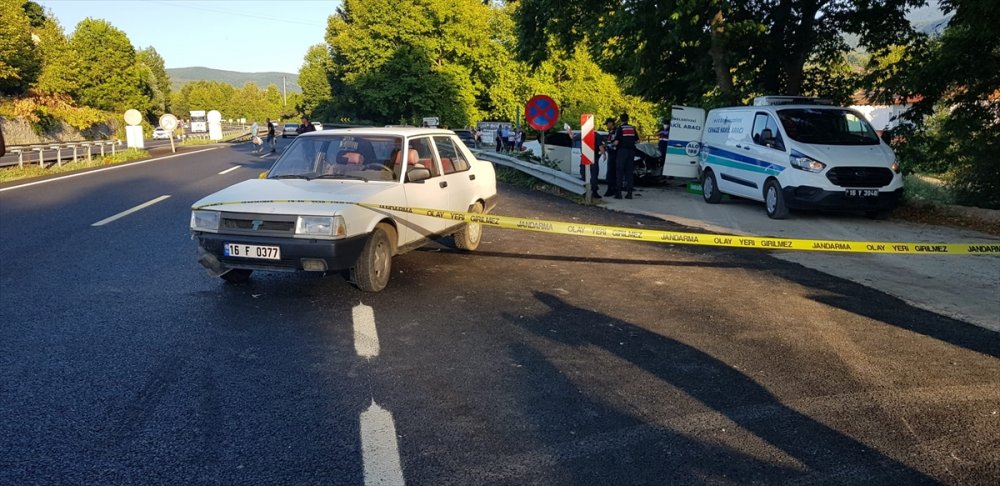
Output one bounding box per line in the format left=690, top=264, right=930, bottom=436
left=91, top=195, right=171, bottom=226
left=360, top=401, right=405, bottom=486
left=218, top=165, right=241, bottom=175
left=353, top=303, right=380, bottom=359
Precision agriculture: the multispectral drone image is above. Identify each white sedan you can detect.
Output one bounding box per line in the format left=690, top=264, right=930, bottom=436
left=190, top=127, right=498, bottom=291
left=152, top=127, right=169, bottom=140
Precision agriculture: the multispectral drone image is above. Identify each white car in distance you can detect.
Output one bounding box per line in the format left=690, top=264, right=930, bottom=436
left=190, top=127, right=498, bottom=291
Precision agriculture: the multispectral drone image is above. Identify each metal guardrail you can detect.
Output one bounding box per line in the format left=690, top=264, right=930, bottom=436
left=473, top=150, right=586, bottom=195
left=4, top=140, right=123, bottom=169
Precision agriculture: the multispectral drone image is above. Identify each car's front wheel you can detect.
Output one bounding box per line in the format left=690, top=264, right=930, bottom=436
left=764, top=179, right=789, bottom=219
left=702, top=169, right=722, bottom=203
left=351, top=225, right=395, bottom=292
left=453, top=202, right=484, bottom=251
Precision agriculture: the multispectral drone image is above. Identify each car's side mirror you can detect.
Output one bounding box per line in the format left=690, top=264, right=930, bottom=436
left=258, top=171, right=269, bottom=179
left=406, top=168, right=431, bottom=183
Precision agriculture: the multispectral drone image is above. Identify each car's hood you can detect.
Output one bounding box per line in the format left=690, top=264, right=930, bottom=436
left=794, top=143, right=894, bottom=168
left=192, top=179, right=399, bottom=215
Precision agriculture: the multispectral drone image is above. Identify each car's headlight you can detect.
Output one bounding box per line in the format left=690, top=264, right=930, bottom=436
left=190, top=210, right=220, bottom=232
left=789, top=154, right=827, bottom=173
left=296, top=215, right=347, bottom=238
left=890, top=159, right=901, bottom=173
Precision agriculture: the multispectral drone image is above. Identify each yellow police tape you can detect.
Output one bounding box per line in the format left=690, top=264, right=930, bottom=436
left=193, top=199, right=1000, bottom=255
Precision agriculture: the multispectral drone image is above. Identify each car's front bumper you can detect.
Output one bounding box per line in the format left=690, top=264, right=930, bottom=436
left=194, top=232, right=368, bottom=273
left=783, top=186, right=904, bottom=211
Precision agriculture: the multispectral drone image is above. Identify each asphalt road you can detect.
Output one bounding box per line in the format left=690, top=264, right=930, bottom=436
left=2, top=140, right=998, bottom=484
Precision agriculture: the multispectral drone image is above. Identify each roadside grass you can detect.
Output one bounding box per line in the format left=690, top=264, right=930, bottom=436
left=903, top=173, right=955, bottom=205
left=0, top=148, right=150, bottom=183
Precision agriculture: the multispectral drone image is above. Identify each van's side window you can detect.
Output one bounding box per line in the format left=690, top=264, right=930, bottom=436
left=752, top=113, right=785, bottom=151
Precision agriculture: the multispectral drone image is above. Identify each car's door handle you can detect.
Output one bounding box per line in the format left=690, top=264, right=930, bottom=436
left=469, top=174, right=476, bottom=181
left=439, top=181, right=448, bottom=188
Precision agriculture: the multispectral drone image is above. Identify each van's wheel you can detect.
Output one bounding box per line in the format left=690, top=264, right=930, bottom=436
left=220, top=269, right=252, bottom=284
left=453, top=202, right=484, bottom=251
left=764, top=179, right=789, bottom=219
left=351, top=225, right=395, bottom=292
left=702, top=169, right=722, bottom=203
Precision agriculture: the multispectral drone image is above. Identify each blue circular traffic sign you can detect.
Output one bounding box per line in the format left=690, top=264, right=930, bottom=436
left=525, top=95, right=559, bottom=131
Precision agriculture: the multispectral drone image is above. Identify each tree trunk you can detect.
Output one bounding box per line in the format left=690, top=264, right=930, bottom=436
left=709, top=9, right=736, bottom=100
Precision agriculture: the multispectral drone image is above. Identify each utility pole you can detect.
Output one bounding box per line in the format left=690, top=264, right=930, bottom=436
left=282, top=76, right=287, bottom=107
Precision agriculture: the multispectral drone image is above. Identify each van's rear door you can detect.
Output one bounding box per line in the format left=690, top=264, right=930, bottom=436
left=663, top=106, right=705, bottom=178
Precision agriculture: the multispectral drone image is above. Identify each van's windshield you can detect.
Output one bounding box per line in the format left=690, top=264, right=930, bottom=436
left=776, top=108, right=880, bottom=146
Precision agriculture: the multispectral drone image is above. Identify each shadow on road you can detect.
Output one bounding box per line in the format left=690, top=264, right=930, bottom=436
left=503, top=291, right=935, bottom=483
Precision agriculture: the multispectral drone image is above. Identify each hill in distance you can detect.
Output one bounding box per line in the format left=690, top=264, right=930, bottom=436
left=166, top=67, right=301, bottom=93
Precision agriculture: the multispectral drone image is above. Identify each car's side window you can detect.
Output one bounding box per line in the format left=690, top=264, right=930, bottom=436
left=408, top=137, right=439, bottom=178
left=752, top=112, right=785, bottom=151
left=433, top=136, right=470, bottom=174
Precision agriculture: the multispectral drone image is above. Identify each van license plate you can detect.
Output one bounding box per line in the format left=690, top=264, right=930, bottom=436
left=224, top=243, right=281, bottom=260
left=845, top=189, right=878, bottom=197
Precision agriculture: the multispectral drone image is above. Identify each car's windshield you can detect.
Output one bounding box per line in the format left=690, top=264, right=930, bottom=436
left=777, top=108, right=880, bottom=146
left=268, top=134, right=403, bottom=182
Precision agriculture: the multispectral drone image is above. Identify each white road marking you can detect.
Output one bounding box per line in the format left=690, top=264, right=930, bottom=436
left=360, top=401, right=405, bottom=486
left=0, top=147, right=220, bottom=193
left=352, top=303, right=380, bottom=358
left=92, top=195, right=171, bottom=226
left=218, top=165, right=241, bottom=175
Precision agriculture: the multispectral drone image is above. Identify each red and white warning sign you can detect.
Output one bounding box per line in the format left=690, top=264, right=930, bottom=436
left=581, top=114, right=594, bottom=166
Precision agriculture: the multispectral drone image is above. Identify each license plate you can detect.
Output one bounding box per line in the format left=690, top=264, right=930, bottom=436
left=845, top=188, right=879, bottom=197
left=224, top=243, right=281, bottom=260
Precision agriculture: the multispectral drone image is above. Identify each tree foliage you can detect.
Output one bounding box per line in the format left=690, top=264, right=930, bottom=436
left=516, top=0, right=924, bottom=106
left=0, top=0, right=43, bottom=95
left=69, top=18, right=152, bottom=114
left=876, top=0, right=1000, bottom=208
left=136, top=47, right=172, bottom=117
left=298, top=44, right=335, bottom=119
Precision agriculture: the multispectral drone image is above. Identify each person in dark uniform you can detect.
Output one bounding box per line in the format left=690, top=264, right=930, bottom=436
left=602, top=117, right=618, bottom=197
left=657, top=124, right=670, bottom=166
left=614, top=113, right=639, bottom=199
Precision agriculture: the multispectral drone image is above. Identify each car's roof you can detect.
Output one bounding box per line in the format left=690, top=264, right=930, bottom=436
left=297, top=127, right=459, bottom=138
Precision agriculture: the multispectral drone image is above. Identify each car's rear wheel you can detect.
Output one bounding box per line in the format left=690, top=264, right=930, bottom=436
left=351, top=225, right=395, bottom=292
left=453, top=202, right=484, bottom=251
left=220, top=269, right=252, bottom=284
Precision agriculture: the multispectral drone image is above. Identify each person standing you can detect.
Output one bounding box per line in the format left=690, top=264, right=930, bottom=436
left=266, top=118, right=276, bottom=153
left=614, top=113, right=639, bottom=199
left=602, top=117, right=618, bottom=197
left=506, top=126, right=516, bottom=153
left=296, top=117, right=316, bottom=135
left=657, top=124, right=670, bottom=166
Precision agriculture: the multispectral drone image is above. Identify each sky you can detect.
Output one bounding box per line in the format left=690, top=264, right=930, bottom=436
left=38, top=0, right=339, bottom=74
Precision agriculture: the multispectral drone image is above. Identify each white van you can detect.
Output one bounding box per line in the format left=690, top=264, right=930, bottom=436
left=679, top=96, right=903, bottom=219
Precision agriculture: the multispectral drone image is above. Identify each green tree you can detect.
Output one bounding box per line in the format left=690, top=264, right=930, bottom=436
left=0, top=0, right=43, bottom=95
left=299, top=44, right=334, bottom=118
left=879, top=0, right=1000, bottom=208
left=33, top=15, right=80, bottom=97
left=69, top=18, right=152, bottom=113
left=326, top=0, right=508, bottom=126
left=515, top=0, right=924, bottom=106
left=136, top=47, right=172, bottom=115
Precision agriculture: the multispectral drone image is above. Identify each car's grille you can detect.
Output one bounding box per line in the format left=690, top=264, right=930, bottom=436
left=220, top=213, right=296, bottom=235
left=826, top=167, right=894, bottom=188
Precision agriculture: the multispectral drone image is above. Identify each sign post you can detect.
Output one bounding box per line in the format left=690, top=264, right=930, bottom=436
left=525, top=95, right=559, bottom=163
left=123, top=109, right=144, bottom=149
left=159, top=113, right=178, bottom=153
left=207, top=110, right=223, bottom=141
left=581, top=114, right=595, bottom=203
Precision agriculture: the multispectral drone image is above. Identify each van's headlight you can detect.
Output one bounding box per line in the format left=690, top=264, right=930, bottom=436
left=296, top=215, right=347, bottom=238
left=890, top=159, right=901, bottom=173
left=190, top=210, right=220, bottom=232
left=789, top=154, right=827, bottom=173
